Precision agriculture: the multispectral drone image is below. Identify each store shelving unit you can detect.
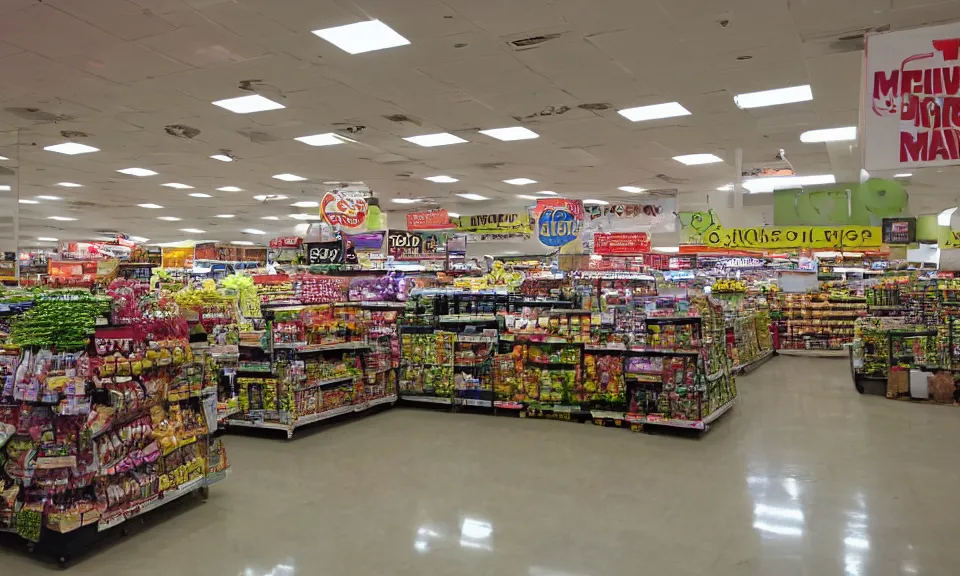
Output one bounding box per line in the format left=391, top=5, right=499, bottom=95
left=776, top=293, right=865, bottom=353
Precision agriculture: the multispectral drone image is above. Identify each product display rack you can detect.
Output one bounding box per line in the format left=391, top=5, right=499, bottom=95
left=776, top=293, right=866, bottom=352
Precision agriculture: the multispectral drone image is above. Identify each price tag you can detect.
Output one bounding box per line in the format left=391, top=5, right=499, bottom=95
left=305, top=240, right=344, bottom=265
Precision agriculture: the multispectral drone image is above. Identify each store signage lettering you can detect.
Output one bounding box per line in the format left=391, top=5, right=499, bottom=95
left=320, top=190, right=368, bottom=228
left=940, top=228, right=960, bottom=248
left=406, top=209, right=452, bottom=230
left=387, top=230, right=446, bottom=259
left=305, top=240, right=344, bottom=265
left=881, top=217, right=917, bottom=244
left=269, top=236, right=302, bottom=249
left=593, top=232, right=651, bottom=255
left=344, top=231, right=385, bottom=251
left=703, top=225, right=882, bottom=249
left=584, top=203, right=663, bottom=221
left=454, top=213, right=531, bottom=233
left=538, top=208, right=581, bottom=247
left=864, top=22, right=960, bottom=169
left=718, top=257, right=765, bottom=269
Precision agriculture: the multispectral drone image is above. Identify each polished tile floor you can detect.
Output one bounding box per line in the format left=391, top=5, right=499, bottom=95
left=5, top=356, right=960, bottom=574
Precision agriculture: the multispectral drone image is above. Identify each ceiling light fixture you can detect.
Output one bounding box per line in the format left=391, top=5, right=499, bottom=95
left=312, top=20, right=410, bottom=55
left=583, top=199, right=609, bottom=205
left=117, top=167, right=157, bottom=177
left=673, top=153, right=724, bottom=165
left=504, top=178, right=537, bottom=186
left=517, top=194, right=538, bottom=200
left=535, top=191, right=558, bottom=196
left=44, top=142, right=99, bottom=155
left=243, top=229, right=267, bottom=235
left=36, top=195, right=60, bottom=200
left=261, top=216, right=280, bottom=221
left=180, top=228, right=206, bottom=234
left=289, top=213, right=323, bottom=220
left=189, top=193, right=212, bottom=198
left=0, top=156, right=7, bottom=160
left=742, top=174, right=836, bottom=193
left=212, top=94, right=285, bottom=114
left=0, top=185, right=10, bottom=191
left=734, top=85, right=813, bottom=109
left=617, top=102, right=691, bottom=122
left=138, top=203, right=163, bottom=209
left=216, top=214, right=235, bottom=219
left=457, top=193, right=489, bottom=201
left=403, top=133, right=468, bottom=147
left=295, top=133, right=354, bottom=146
left=157, top=216, right=181, bottom=221
left=37, top=237, right=58, bottom=242
left=425, top=175, right=458, bottom=183
left=210, top=154, right=234, bottom=162
left=254, top=194, right=289, bottom=201
left=162, top=183, right=193, bottom=189
left=129, top=236, right=149, bottom=243
left=894, top=173, right=913, bottom=178
left=618, top=186, right=646, bottom=193
left=800, top=126, right=857, bottom=143
left=447, top=212, right=460, bottom=218
left=218, top=186, right=242, bottom=192
left=230, top=241, right=255, bottom=246
left=391, top=198, right=422, bottom=204
left=717, top=184, right=734, bottom=191
left=19, top=199, right=38, bottom=204
left=48, top=216, right=77, bottom=221
left=56, top=182, right=83, bottom=188
left=478, top=126, right=539, bottom=141
left=273, top=173, right=307, bottom=182
left=290, top=201, right=319, bottom=208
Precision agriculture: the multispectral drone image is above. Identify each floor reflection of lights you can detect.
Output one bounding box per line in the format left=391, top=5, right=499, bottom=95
left=413, top=517, right=494, bottom=553
left=240, top=563, right=295, bottom=576
left=749, top=476, right=805, bottom=539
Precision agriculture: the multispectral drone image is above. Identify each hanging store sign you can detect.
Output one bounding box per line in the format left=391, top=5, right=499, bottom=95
left=702, top=225, right=882, bottom=249
left=305, top=240, right=345, bottom=265
left=717, top=257, right=765, bottom=269
left=593, top=232, right=651, bottom=255
left=320, top=190, right=368, bottom=228
left=161, top=247, right=194, bottom=268
left=387, top=230, right=447, bottom=260
left=269, top=236, right=302, bottom=249
left=453, top=213, right=531, bottom=234
left=864, top=22, right=960, bottom=170
left=534, top=198, right=584, bottom=248
left=940, top=228, right=960, bottom=248
left=406, top=209, right=453, bottom=230
left=881, top=217, right=917, bottom=244
left=463, top=233, right=531, bottom=242
left=344, top=231, right=385, bottom=251
left=583, top=194, right=677, bottom=234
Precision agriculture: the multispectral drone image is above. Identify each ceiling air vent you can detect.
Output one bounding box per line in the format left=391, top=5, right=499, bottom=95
left=578, top=103, right=612, bottom=111
left=60, top=130, right=88, bottom=138
left=164, top=124, right=200, bottom=139
left=510, top=33, right=562, bottom=49
left=383, top=114, right=421, bottom=125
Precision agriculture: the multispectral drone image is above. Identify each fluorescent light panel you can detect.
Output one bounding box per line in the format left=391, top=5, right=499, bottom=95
left=673, top=154, right=723, bottom=165
left=44, top=142, right=99, bottom=155
left=138, top=203, right=163, bottom=209
left=210, top=154, right=233, bottom=162
left=189, top=193, right=212, bottom=198
left=216, top=214, right=235, bottom=218
left=479, top=127, right=539, bottom=141
left=212, top=94, right=285, bottom=114
left=742, top=174, right=836, bottom=193
left=504, top=178, right=537, bottom=186
left=403, top=133, right=467, bottom=147
left=517, top=195, right=538, bottom=200
left=254, top=195, right=288, bottom=201
left=618, top=102, right=690, bottom=122
left=800, top=126, right=857, bottom=143
left=295, top=133, right=352, bottom=146
left=894, top=173, right=912, bottom=178
left=218, top=186, right=242, bottom=192
left=391, top=198, right=422, bottom=204
left=457, top=193, right=489, bottom=201
left=36, top=195, right=60, bottom=200
left=180, top=228, right=205, bottom=234
left=261, top=216, right=280, bottom=221
left=231, top=241, right=255, bottom=246
left=311, top=20, right=410, bottom=55
left=38, top=237, right=58, bottom=241
left=19, top=199, right=37, bottom=204
left=48, top=216, right=76, bottom=221
left=162, top=183, right=193, bottom=189
left=734, top=85, right=812, bottom=109
left=290, top=201, right=319, bottom=208
left=619, top=186, right=645, bottom=193
left=118, top=167, right=157, bottom=177
left=425, top=175, right=458, bottom=183
left=243, top=229, right=266, bottom=235
left=273, top=173, right=307, bottom=181
left=536, top=191, right=557, bottom=196
left=583, top=199, right=609, bottom=205
left=56, top=182, right=83, bottom=188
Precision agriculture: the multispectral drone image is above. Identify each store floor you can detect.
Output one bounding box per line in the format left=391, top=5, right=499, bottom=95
left=6, top=355, right=960, bottom=575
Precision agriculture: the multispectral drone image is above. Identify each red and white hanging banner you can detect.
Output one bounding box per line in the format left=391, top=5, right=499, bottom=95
left=593, top=232, right=651, bottom=255
left=864, top=22, right=960, bottom=170
left=406, top=209, right=453, bottom=230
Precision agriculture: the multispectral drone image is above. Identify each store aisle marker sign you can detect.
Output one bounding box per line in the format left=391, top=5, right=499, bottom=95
left=406, top=209, right=453, bottom=230
left=534, top=198, right=584, bottom=248
left=703, top=225, right=882, bottom=249
left=593, top=232, right=651, bottom=254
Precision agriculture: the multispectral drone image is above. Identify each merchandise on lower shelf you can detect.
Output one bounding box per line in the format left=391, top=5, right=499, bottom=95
left=776, top=292, right=866, bottom=350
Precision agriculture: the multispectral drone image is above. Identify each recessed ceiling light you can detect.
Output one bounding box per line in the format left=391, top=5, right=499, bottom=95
left=479, top=127, right=539, bottom=141
left=391, top=198, right=422, bottom=204
left=210, top=154, right=234, bottom=162
left=295, top=133, right=354, bottom=146
left=0, top=156, right=7, bottom=160
left=673, top=154, right=724, bottom=165
left=129, top=236, right=149, bottom=243
left=742, top=174, right=836, bottom=193
left=517, top=195, right=539, bottom=200
left=36, top=195, right=60, bottom=200
left=118, top=167, right=157, bottom=177
left=289, top=213, right=323, bottom=221
left=19, top=199, right=38, bottom=204
left=894, top=173, right=913, bottom=178
left=37, top=237, right=58, bottom=242
left=311, top=20, right=410, bottom=55
left=800, top=126, right=857, bottom=143
left=734, top=85, right=813, bottom=109
left=262, top=216, right=280, bottom=221
left=44, top=142, right=100, bottom=155
left=218, top=186, right=242, bottom=192
left=617, top=102, right=691, bottom=122
left=716, top=184, right=734, bottom=191
left=0, top=185, right=11, bottom=191
left=231, top=240, right=255, bottom=246
left=56, top=182, right=83, bottom=188
left=403, top=133, right=468, bottom=147
left=162, top=182, right=193, bottom=189
left=536, top=191, right=558, bottom=196
left=583, top=199, right=609, bottom=205
left=180, top=228, right=206, bottom=234
left=425, top=175, right=458, bottom=183
left=447, top=212, right=460, bottom=218
left=290, top=201, right=319, bottom=208
left=212, top=94, right=285, bottom=114
left=273, top=173, right=307, bottom=182
left=457, top=193, right=489, bottom=201
left=157, top=216, right=181, bottom=221
left=216, top=214, right=235, bottom=219
left=138, top=203, right=163, bottom=209
left=618, top=186, right=646, bottom=193
left=48, top=216, right=77, bottom=221
left=243, top=229, right=267, bottom=235
left=189, top=193, right=212, bottom=198
left=504, top=178, right=537, bottom=186
left=254, top=194, right=289, bottom=202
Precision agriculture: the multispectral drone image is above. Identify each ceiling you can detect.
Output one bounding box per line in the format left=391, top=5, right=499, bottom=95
left=2, top=0, right=960, bottom=251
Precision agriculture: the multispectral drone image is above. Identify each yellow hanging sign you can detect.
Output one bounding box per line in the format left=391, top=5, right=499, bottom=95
left=453, top=213, right=531, bottom=234
left=940, top=228, right=960, bottom=249
left=703, top=225, right=882, bottom=249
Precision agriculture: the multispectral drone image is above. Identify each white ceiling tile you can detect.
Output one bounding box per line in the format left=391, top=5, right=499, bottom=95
left=439, top=0, right=568, bottom=36
left=138, top=12, right=270, bottom=67
left=0, top=4, right=123, bottom=60
left=58, top=43, right=193, bottom=83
